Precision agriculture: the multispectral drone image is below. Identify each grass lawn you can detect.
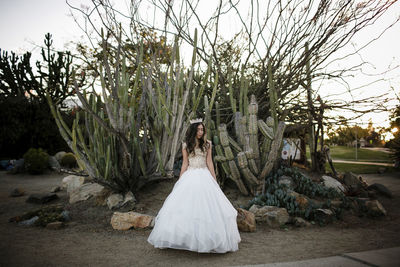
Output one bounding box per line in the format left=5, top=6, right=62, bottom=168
left=306, top=146, right=393, bottom=163
left=326, top=162, right=397, bottom=174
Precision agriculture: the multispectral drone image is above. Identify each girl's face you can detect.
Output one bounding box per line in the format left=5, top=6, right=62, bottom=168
left=196, top=124, right=204, bottom=140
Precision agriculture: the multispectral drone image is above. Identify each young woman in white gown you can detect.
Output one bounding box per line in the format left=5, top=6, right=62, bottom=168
left=147, top=119, right=241, bottom=253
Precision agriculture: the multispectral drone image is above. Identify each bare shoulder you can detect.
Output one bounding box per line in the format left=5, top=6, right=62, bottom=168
left=182, top=142, right=187, bottom=149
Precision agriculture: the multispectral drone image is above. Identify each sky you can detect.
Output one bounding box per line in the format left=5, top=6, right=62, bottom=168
left=1, top=0, right=399, bottom=136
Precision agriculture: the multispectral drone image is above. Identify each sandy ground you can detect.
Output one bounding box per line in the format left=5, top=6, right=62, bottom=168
left=0, top=170, right=399, bottom=267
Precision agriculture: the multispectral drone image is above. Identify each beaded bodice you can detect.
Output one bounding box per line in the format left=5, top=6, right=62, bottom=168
left=182, top=142, right=208, bottom=169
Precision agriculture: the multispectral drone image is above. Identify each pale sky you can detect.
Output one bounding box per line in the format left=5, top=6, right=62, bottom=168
left=1, top=0, right=399, bottom=132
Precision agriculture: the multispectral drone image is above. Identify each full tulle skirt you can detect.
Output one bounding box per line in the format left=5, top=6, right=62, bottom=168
left=147, top=167, right=241, bottom=253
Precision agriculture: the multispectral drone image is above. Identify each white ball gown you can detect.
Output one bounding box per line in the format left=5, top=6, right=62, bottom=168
left=147, top=142, right=241, bottom=253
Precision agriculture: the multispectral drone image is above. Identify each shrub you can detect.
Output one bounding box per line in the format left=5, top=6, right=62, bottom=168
left=60, top=153, right=77, bottom=168
left=23, top=148, right=49, bottom=174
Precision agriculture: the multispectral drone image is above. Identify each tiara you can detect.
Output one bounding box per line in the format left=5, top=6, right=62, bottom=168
left=189, top=118, right=203, bottom=124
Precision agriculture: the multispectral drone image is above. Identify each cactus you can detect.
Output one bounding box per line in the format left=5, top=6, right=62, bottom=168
left=47, top=29, right=210, bottom=193
left=208, top=61, right=286, bottom=196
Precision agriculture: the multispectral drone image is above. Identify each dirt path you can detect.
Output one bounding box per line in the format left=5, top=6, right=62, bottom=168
left=332, top=160, right=394, bottom=167
left=0, top=170, right=399, bottom=267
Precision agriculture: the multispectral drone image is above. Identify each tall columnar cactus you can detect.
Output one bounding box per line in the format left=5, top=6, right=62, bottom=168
left=209, top=63, right=286, bottom=196
left=47, top=29, right=211, bottom=193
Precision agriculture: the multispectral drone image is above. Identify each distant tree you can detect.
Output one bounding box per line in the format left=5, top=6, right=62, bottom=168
left=0, top=33, right=76, bottom=158
left=364, top=120, right=382, bottom=147
left=0, top=50, right=39, bottom=100
left=386, top=97, right=400, bottom=165
left=0, top=33, right=76, bottom=105
left=332, top=125, right=369, bottom=146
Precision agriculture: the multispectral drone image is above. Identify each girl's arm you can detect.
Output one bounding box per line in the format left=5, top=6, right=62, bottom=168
left=179, top=144, right=189, bottom=178
left=206, top=140, right=217, bottom=181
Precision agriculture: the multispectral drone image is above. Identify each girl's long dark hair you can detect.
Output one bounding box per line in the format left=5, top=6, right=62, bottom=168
left=185, top=122, right=208, bottom=155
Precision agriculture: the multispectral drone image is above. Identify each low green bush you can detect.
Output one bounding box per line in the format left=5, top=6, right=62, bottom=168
left=23, top=148, right=49, bottom=174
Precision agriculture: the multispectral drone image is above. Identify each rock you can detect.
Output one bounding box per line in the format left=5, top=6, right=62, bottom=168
left=236, top=208, right=256, bottom=232
left=322, top=175, right=345, bottom=193
left=288, top=190, right=300, bottom=198
left=295, top=196, right=308, bottom=210
left=55, top=151, right=67, bottom=162
left=121, top=191, right=136, bottom=209
left=9, top=216, right=23, bottom=223
left=368, top=190, right=377, bottom=199
left=46, top=221, right=64, bottom=230
left=292, top=217, right=311, bottom=227
left=61, top=175, right=87, bottom=193
left=51, top=186, right=61, bottom=193
left=249, top=205, right=289, bottom=227
left=107, top=193, right=124, bottom=210
left=343, top=172, right=364, bottom=192
left=0, top=159, right=9, bottom=169
left=95, top=187, right=112, bottom=206
left=110, top=211, right=154, bottom=230
left=278, top=175, right=294, bottom=189
left=26, top=193, right=59, bottom=204
left=367, top=183, right=392, bottom=198
left=48, top=156, right=61, bottom=171
left=7, top=159, right=25, bottom=174
left=358, top=188, right=369, bottom=198
left=315, top=209, right=334, bottom=224
left=69, top=183, right=105, bottom=204
left=365, top=200, right=387, bottom=216
left=9, top=188, right=25, bottom=197
left=288, top=191, right=308, bottom=210
left=19, top=216, right=39, bottom=226
left=61, top=210, right=71, bottom=221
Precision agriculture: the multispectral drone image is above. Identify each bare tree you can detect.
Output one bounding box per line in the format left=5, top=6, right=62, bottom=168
left=65, top=0, right=399, bottom=176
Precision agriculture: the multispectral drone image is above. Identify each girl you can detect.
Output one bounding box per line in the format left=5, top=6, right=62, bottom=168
left=147, top=119, right=241, bottom=253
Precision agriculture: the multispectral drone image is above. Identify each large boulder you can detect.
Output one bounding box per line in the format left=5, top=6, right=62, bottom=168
left=111, top=212, right=154, bottom=230
left=61, top=175, right=87, bottom=193
left=322, top=175, right=345, bottom=193
left=367, top=183, right=393, bottom=198
left=69, top=183, right=105, bottom=204
left=249, top=205, right=289, bottom=227
left=236, top=208, right=256, bottom=232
